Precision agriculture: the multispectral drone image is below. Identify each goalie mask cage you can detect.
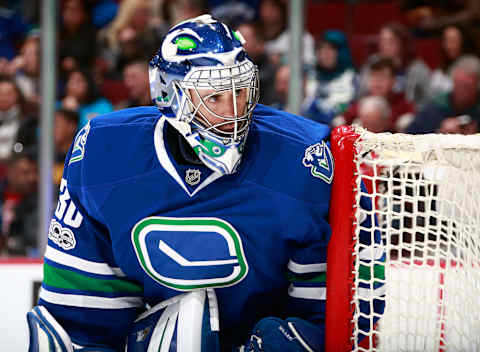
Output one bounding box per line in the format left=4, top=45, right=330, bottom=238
left=325, top=126, right=480, bottom=352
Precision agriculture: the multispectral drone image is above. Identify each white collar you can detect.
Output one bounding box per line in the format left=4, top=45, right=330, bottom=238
left=153, top=117, right=223, bottom=197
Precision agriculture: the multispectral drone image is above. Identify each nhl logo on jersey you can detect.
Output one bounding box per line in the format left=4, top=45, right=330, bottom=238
left=302, top=141, right=334, bottom=184
left=185, top=169, right=201, bottom=186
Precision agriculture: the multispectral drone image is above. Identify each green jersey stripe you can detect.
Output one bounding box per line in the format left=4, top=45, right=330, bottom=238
left=39, top=287, right=143, bottom=309
left=44, top=262, right=142, bottom=293
left=286, top=271, right=326, bottom=283
left=358, top=263, right=385, bottom=281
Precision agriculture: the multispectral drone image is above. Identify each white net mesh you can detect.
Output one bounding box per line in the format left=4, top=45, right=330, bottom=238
left=351, top=127, right=480, bottom=351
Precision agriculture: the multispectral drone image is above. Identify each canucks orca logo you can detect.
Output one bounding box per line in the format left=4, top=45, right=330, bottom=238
left=302, top=141, right=334, bottom=184
left=69, top=122, right=90, bottom=164
left=131, top=217, right=249, bottom=291
left=193, top=138, right=226, bottom=158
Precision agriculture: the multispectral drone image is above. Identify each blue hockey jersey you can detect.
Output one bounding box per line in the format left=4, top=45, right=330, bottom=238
left=38, top=104, right=365, bottom=350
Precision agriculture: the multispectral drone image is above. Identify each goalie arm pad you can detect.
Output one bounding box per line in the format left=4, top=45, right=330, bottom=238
left=27, top=306, right=118, bottom=352
left=27, top=305, right=74, bottom=352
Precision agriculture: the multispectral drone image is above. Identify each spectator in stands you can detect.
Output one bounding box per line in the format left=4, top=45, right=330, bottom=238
left=259, top=0, right=315, bottom=67
left=271, top=64, right=310, bottom=114
left=337, top=58, right=415, bottom=132
left=0, top=5, right=27, bottom=60
left=402, top=0, right=480, bottom=38
left=237, top=21, right=276, bottom=105
left=0, top=148, right=38, bottom=256
left=211, top=1, right=255, bottom=28
left=98, top=0, right=162, bottom=78
left=407, top=55, right=480, bottom=134
left=358, top=22, right=431, bottom=109
left=59, top=0, right=97, bottom=77
left=355, top=96, right=392, bottom=133
left=161, top=0, right=208, bottom=27
left=53, top=109, right=78, bottom=187
left=429, top=24, right=477, bottom=98
left=121, top=60, right=151, bottom=109
left=60, top=69, right=113, bottom=129
left=271, top=64, right=290, bottom=111
left=8, top=36, right=41, bottom=158
left=9, top=0, right=40, bottom=29
left=0, top=78, right=30, bottom=161
left=10, top=33, right=40, bottom=116
left=90, top=0, right=118, bottom=29
left=303, top=30, right=356, bottom=125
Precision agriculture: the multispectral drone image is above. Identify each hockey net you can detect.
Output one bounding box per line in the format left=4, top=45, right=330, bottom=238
left=325, top=126, right=480, bottom=351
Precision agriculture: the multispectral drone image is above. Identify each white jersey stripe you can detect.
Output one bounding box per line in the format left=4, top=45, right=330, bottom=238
left=45, top=245, right=125, bottom=277
left=287, top=260, right=327, bottom=274
left=288, top=285, right=386, bottom=300
left=358, top=246, right=384, bottom=261
left=39, top=287, right=143, bottom=309
left=357, top=285, right=386, bottom=300
left=288, top=285, right=326, bottom=300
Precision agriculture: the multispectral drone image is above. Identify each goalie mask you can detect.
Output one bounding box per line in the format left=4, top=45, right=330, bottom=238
left=149, top=14, right=259, bottom=175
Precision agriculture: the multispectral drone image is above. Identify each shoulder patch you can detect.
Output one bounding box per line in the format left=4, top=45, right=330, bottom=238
left=69, top=121, right=90, bottom=164
left=48, top=219, right=76, bottom=250
left=302, top=141, right=334, bottom=184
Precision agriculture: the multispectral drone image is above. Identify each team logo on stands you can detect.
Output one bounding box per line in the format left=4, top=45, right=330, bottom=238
left=302, top=141, right=334, bottom=184
left=185, top=169, right=201, bottom=186
left=69, top=121, right=91, bottom=164
left=48, top=219, right=76, bottom=250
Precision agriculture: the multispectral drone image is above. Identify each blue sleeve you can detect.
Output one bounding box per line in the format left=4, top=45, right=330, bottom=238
left=38, top=124, right=144, bottom=350
left=282, top=179, right=385, bottom=350
left=283, top=146, right=333, bottom=339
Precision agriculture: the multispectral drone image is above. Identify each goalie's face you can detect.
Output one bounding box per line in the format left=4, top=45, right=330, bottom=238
left=188, top=87, right=250, bottom=137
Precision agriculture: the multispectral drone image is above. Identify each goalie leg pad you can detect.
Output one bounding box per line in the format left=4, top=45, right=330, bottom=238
left=127, top=288, right=220, bottom=352
left=27, top=305, right=74, bottom=352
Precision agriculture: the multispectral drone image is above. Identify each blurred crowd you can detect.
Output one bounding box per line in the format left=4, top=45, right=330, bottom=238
left=0, top=0, right=480, bottom=256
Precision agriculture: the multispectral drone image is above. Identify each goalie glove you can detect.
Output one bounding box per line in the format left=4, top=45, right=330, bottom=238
left=245, top=317, right=324, bottom=352
left=126, top=289, right=220, bottom=352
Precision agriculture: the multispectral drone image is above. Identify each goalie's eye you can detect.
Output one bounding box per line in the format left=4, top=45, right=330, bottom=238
left=207, top=94, right=219, bottom=104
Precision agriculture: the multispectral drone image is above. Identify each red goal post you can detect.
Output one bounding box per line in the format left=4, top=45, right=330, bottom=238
left=325, top=125, right=480, bottom=351
left=326, top=125, right=358, bottom=351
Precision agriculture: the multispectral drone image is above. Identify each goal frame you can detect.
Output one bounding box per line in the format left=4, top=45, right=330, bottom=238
left=325, top=125, right=359, bottom=351
left=325, top=125, right=480, bottom=351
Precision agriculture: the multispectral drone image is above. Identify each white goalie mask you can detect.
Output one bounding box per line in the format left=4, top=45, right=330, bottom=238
left=149, top=14, right=259, bottom=175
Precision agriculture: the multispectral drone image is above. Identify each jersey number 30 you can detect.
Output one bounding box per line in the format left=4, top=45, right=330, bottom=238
left=55, top=179, right=83, bottom=228
left=131, top=217, right=249, bottom=291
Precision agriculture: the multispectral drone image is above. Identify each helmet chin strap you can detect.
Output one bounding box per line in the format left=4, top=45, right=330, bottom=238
left=184, top=129, right=245, bottom=175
